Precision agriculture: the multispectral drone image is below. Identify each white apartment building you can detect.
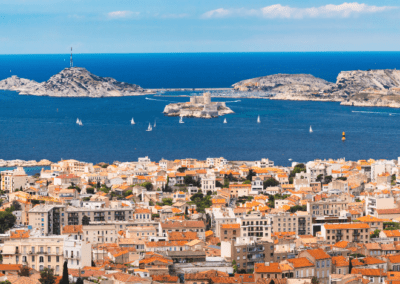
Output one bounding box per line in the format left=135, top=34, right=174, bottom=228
left=251, top=176, right=264, bottom=193
left=0, top=167, right=28, bottom=192
left=201, top=175, right=216, bottom=193
left=256, top=158, right=274, bottom=168
left=64, top=235, right=92, bottom=269
left=365, top=195, right=396, bottom=216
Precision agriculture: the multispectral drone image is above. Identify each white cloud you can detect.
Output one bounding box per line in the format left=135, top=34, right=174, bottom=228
left=202, top=2, right=396, bottom=19
left=107, top=11, right=139, bottom=19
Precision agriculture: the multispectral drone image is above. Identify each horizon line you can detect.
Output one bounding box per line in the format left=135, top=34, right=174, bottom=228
left=1, top=51, right=400, bottom=56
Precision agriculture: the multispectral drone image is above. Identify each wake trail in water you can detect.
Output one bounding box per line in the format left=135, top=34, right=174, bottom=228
left=145, top=97, right=171, bottom=102
left=225, top=100, right=241, bottom=103
left=352, top=111, right=399, bottom=116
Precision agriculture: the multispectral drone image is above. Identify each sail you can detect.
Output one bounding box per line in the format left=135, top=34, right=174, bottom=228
left=224, top=118, right=227, bottom=123
left=257, top=116, right=260, bottom=123
left=310, top=126, right=313, bottom=133
left=76, top=118, right=79, bottom=124
left=131, top=118, right=135, bottom=125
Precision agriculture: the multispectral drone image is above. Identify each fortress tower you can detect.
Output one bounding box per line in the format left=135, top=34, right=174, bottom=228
left=203, top=92, right=211, bottom=105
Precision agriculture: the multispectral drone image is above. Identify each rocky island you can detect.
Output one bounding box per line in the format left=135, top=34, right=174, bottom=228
left=0, top=67, right=146, bottom=97
left=163, top=92, right=234, bottom=118
left=232, top=69, right=400, bottom=108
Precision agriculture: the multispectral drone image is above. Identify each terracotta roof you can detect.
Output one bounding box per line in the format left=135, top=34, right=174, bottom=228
left=62, top=225, right=83, bottom=234
left=304, top=249, right=331, bottom=260
left=135, top=208, right=151, bottom=214
left=383, top=230, right=400, bottom=237
left=221, top=224, right=240, bottom=229
left=235, top=274, right=255, bottom=283
left=145, top=241, right=187, bottom=248
left=377, top=208, right=400, bottom=214
left=351, top=268, right=387, bottom=277
left=151, top=275, right=179, bottom=283
left=324, top=223, right=370, bottom=230
left=364, top=243, right=381, bottom=250
left=210, top=276, right=242, bottom=284
left=185, top=270, right=229, bottom=280
left=139, top=256, right=173, bottom=264
left=363, top=256, right=386, bottom=265
left=0, top=264, right=23, bottom=271
left=10, top=230, right=30, bottom=239
left=110, top=272, right=144, bottom=283
left=168, top=231, right=198, bottom=241
left=254, top=263, right=282, bottom=273
left=389, top=255, right=400, bottom=264
left=161, top=220, right=205, bottom=229
left=333, top=241, right=349, bottom=249
left=287, top=257, right=314, bottom=268
left=332, top=256, right=349, bottom=267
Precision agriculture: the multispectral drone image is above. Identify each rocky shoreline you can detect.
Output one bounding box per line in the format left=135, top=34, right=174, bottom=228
left=0, top=159, right=52, bottom=167
left=0, top=67, right=150, bottom=97
left=232, top=69, right=400, bottom=108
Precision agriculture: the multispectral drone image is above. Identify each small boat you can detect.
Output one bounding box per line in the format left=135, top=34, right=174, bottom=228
left=257, top=115, right=260, bottom=123
left=131, top=118, right=135, bottom=125
left=146, top=123, right=152, bottom=132
left=288, top=158, right=292, bottom=161
left=309, top=126, right=313, bottom=133
left=154, top=120, right=156, bottom=128
left=179, top=116, right=184, bottom=124
left=76, top=118, right=80, bottom=124
left=78, top=120, right=83, bottom=126
left=223, top=118, right=227, bottom=124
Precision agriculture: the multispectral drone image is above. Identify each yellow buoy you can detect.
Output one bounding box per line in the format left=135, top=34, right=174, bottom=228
left=342, top=132, right=346, bottom=141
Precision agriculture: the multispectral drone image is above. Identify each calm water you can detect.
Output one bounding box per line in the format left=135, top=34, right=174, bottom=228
left=1, top=90, right=400, bottom=166
left=1, top=52, right=400, bottom=166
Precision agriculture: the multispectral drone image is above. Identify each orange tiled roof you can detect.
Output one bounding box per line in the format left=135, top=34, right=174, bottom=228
left=324, top=223, right=370, bottom=230
left=351, top=268, right=386, bottom=277
left=333, top=241, right=349, bottom=249
left=332, top=256, right=349, bottom=267
left=221, top=224, right=240, bottom=229
left=288, top=257, right=314, bottom=268
left=62, top=225, right=83, bottom=234
left=10, top=230, right=30, bottom=239
left=304, top=249, right=331, bottom=260
left=254, top=263, right=282, bottom=273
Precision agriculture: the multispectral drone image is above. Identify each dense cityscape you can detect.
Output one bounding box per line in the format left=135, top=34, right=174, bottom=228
left=0, top=156, right=399, bottom=284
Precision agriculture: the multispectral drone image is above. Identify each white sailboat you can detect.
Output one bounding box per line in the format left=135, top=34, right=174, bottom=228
left=179, top=116, right=184, bottom=124
left=223, top=118, right=227, bottom=124
left=154, top=120, right=156, bottom=128
left=257, top=115, right=260, bottom=123
left=309, top=126, right=313, bottom=133
left=76, top=118, right=80, bottom=124
left=131, top=118, right=135, bottom=125
left=146, top=123, right=152, bottom=131
left=78, top=120, right=83, bottom=126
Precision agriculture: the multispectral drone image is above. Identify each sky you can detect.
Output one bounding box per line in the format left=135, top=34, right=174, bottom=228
left=0, top=0, right=399, bottom=54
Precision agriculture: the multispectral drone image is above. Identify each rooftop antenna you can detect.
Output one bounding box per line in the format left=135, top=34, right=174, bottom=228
left=70, top=47, right=73, bottom=68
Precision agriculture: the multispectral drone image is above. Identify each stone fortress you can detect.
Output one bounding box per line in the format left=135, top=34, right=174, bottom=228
left=163, top=92, right=234, bottom=118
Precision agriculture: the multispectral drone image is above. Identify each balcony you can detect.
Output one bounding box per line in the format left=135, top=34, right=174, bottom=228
left=353, top=231, right=360, bottom=237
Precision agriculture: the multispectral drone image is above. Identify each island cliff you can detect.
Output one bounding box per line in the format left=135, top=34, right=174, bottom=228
left=232, top=69, right=400, bottom=108
left=163, top=92, right=234, bottom=118
left=0, top=67, right=145, bottom=97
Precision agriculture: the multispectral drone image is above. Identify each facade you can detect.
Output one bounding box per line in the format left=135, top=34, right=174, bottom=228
left=28, top=205, right=66, bottom=236
left=1, top=167, right=28, bottom=193
left=270, top=212, right=312, bottom=236
left=298, top=249, right=331, bottom=284
left=320, top=223, right=371, bottom=244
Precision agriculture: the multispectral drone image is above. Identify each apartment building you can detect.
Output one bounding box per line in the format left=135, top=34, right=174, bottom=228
left=321, top=223, right=371, bottom=244
left=220, top=224, right=240, bottom=242
left=221, top=237, right=274, bottom=273
left=210, top=208, right=237, bottom=238
left=51, top=159, right=92, bottom=174
left=298, top=249, right=331, bottom=284
left=201, top=175, right=216, bottom=193
left=66, top=206, right=134, bottom=226
left=0, top=167, right=28, bottom=193
left=82, top=224, right=118, bottom=244
left=365, top=195, right=396, bottom=216
left=307, top=195, right=351, bottom=218
left=160, top=220, right=206, bottom=240
left=256, top=158, right=274, bottom=168
left=1, top=235, right=65, bottom=274
left=63, top=236, right=92, bottom=269
left=240, top=212, right=272, bottom=238
left=28, top=205, right=66, bottom=236
left=270, top=212, right=312, bottom=236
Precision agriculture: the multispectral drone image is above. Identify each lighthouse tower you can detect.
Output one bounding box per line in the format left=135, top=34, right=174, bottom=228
left=70, top=47, right=73, bottom=68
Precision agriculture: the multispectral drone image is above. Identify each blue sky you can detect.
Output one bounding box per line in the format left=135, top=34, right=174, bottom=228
left=0, top=0, right=399, bottom=53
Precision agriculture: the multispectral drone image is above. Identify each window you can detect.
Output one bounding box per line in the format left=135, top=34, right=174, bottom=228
left=39, top=256, right=44, bottom=263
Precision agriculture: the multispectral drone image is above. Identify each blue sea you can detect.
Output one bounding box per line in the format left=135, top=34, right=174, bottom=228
left=1, top=52, right=400, bottom=166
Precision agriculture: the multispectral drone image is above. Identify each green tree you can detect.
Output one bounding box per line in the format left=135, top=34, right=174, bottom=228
left=141, top=182, right=153, bottom=191
left=86, top=188, right=95, bottom=194
left=370, top=229, right=381, bottom=238
left=311, top=277, right=319, bottom=284
left=289, top=205, right=307, bottom=213
left=289, top=164, right=306, bottom=178
left=39, top=268, right=56, bottom=284
left=216, top=181, right=223, bottom=188
left=82, top=215, right=90, bottom=225
left=349, top=258, right=353, bottom=274
left=123, top=190, right=132, bottom=197
left=0, top=211, right=16, bottom=233
left=177, top=167, right=187, bottom=173
left=76, top=279, right=83, bottom=284
left=161, top=198, right=173, bottom=206
left=246, top=169, right=256, bottom=182
left=18, top=266, right=30, bottom=276
left=242, top=180, right=251, bottom=185
left=316, top=174, right=324, bottom=182
left=232, top=260, right=238, bottom=273
left=263, top=178, right=279, bottom=189
left=59, top=261, right=69, bottom=284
